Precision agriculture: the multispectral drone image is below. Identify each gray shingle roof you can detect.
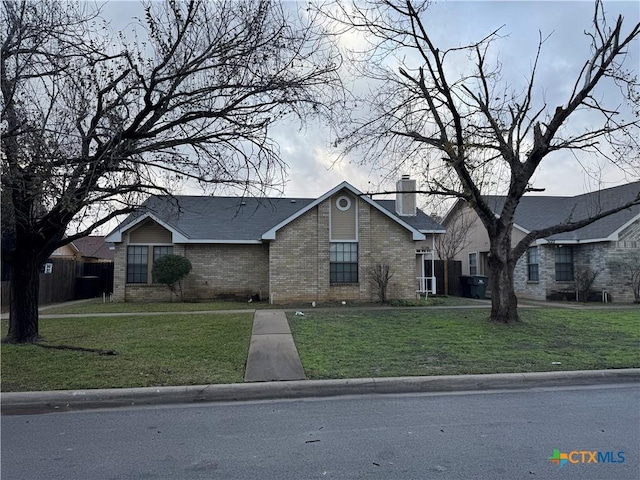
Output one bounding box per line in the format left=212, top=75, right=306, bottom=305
left=483, top=181, right=640, bottom=241
left=111, top=192, right=444, bottom=242
left=376, top=200, right=445, bottom=232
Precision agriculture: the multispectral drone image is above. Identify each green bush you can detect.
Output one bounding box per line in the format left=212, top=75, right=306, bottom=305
left=152, top=254, right=192, bottom=299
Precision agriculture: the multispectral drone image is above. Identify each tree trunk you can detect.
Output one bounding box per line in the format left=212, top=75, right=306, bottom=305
left=489, top=254, right=520, bottom=324
left=5, top=254, right=41, bottom=343
left=444, top=259, right=449, bottom=295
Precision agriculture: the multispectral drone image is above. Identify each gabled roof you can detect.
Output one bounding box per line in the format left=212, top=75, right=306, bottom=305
left=106, top=182, right=443, bottom=243
left=480, top=181, right=640, bottom=242
left=106, top=196, right=316, bottom=243
left=72, top=236, right=115, bottom=261
left=261, top=182, right=428, bottom=241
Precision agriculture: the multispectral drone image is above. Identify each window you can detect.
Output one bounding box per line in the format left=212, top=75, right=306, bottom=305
left=335, top=195, right=352, bottom=211
left=555, top=246, right=574, bottom=281
left=469, top=252, right=478, bottom=275
left=527, top=247, right=539, bottom=282
left=127, top=246, right=148, bottom=283
left=152, top=246, right=174, bottom=282
left=126, top=245, right=173, bottom=284
left=153, top=246, right=173, bottom=262
left=330, top=242, right=358, bottom=283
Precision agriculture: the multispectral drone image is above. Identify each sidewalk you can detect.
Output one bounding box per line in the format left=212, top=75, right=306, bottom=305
left=244, top=310, right=306, bottom=382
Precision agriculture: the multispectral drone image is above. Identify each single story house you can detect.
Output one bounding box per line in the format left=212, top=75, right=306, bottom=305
left=106, top=179, right=445, bottom=303
left=442, top=181, right=640, bottom=302
left=72, top=236, right=115, bottom=263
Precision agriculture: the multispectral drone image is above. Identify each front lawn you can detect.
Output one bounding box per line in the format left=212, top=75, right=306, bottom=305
left=39, top=295, right=483, bottom=315
left=288, top=308, right=640, bottom=379
left=1, top=313, right=253, bottom=391
left=41, top=299, right=257, bottom=315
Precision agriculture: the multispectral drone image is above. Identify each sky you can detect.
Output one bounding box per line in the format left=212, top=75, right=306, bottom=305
left=97, top=0, right=640, bottom=209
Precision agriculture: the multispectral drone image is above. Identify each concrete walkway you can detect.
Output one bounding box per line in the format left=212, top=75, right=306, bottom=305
left=244, top=310, right=306, bottom=383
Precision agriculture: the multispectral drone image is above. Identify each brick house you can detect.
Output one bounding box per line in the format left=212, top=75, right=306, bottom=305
left=443, top=181, right=640, bottom=302
left=105, top=180, right=445, bottom=303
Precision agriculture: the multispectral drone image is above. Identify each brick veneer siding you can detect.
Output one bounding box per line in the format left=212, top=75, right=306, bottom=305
left=179, top=244, right=269, bottom=301
left=590, top=220, right=640, bottom=303
left=512, top=219, right=640, bottom=303
left=113, top=243, right=269, bottom=302
left=513, top=245, right=548, bottom=300
left=113, top=195, right=421, bottom=303
left=268, top=196, right=416, bottom=303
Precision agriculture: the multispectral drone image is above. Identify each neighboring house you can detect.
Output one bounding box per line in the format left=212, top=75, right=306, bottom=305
left=1, top=235, right=115, bottom=305
left=72, top=236, right=115, bottom=263
left=443, top=182, right=640, bottom=302
left=50, top=241, right=81, bottom=261
left=105, top=179, right=445, bottom=303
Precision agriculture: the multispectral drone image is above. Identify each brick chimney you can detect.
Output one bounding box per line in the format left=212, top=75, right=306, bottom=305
left=396, top=175, right=416, bottom=216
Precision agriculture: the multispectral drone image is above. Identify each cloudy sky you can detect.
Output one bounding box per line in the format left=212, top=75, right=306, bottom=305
left=100, top=0, right=639, bottom=206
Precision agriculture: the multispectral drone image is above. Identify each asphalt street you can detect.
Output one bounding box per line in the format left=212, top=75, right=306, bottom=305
left=2, top=384, right=638, bottom=480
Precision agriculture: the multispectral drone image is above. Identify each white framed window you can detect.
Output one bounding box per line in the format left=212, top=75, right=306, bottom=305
left=555, top=246, right=574, bottom=281
left=527, top=247, right=539, bottom=282
left=469, top=252, right=478, bottom=275
left=127, top=245, right=174, bottom=284
left=330, top=242, right=358, bottom=283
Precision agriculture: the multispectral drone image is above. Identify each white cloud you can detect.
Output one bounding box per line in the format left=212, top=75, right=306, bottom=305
left=99, top=0, right=639, bottom=201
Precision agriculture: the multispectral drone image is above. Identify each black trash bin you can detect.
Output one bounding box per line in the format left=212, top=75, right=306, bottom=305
left=459, top=275, right=489, bottom=299
left=75, top=276, right=100, bottom=299
left=468, top=275, right=488, bottom=299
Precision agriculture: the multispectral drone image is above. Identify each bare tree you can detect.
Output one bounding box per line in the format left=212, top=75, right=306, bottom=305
left=607, top=253, right=640, bottom=302
left=1, top=0, right=341, bottom=343
left=319, top=0, right=640, bottom=323
left=574, top=266, right=600, bottom=302
left=435, top=209, right=477, bottom=262
left=371, top=263, right=393, bottom=302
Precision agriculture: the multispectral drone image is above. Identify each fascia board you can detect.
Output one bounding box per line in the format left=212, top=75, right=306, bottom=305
left=607, top=212, right=640, bottom=242
left=104, top=213, right=189, bottom=243
left=176, top=239, right=262, bottom=244
left=535, top=237, right=612, bottom=245
left=262, top=181, right=426, bottom=241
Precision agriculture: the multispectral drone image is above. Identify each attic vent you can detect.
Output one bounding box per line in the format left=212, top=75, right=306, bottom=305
left=290, top=199, right=297, bottom=203
left=240, top=201, right=246, bottom=205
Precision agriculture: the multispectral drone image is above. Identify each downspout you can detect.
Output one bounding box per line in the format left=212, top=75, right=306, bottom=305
left=432, top=235, right=436, bottom=294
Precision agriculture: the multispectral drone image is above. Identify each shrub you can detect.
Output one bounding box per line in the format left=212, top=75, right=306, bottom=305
left=152, top=254, right=192, bottom=300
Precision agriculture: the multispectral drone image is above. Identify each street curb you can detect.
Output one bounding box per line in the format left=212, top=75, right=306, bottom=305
left=2, top=369, right=638, bottom=415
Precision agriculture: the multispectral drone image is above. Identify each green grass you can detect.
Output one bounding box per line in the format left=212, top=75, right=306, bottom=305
left=1, top=313, right=253, bottom=391
left=42, top=299, right=258, bottom=314
left=288, top=308, right=640, bottom=379
left=40, top=295, right=481, bottom=315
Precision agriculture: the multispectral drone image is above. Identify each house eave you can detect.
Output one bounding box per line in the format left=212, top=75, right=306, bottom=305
left=175, top=239, right=262, bottom=245
left=261, top=181, right=426, bottom=241
left=608, top=212, right=640, bottom=241
left=105, top=213, right=189, bottom=243
left=535, top=237, right=613, bottom=245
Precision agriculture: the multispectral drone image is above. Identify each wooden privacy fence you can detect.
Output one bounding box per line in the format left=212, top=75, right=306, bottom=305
left=1, top=258, right=115, bottom=307
left=38, top=258, right=77, bottom=304
left=424, top=259, right=462, bottom=296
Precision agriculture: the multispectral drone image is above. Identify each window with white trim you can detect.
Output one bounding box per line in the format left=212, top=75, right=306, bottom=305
left=555, top=246, right=574, bottom=281
left=469, top=252, right=478, bottom=275
left=127, top=245, right=173, bottom=284
left=527, top=247, right=539, bottom=282
left=330, top=242, right=358, bottom=283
